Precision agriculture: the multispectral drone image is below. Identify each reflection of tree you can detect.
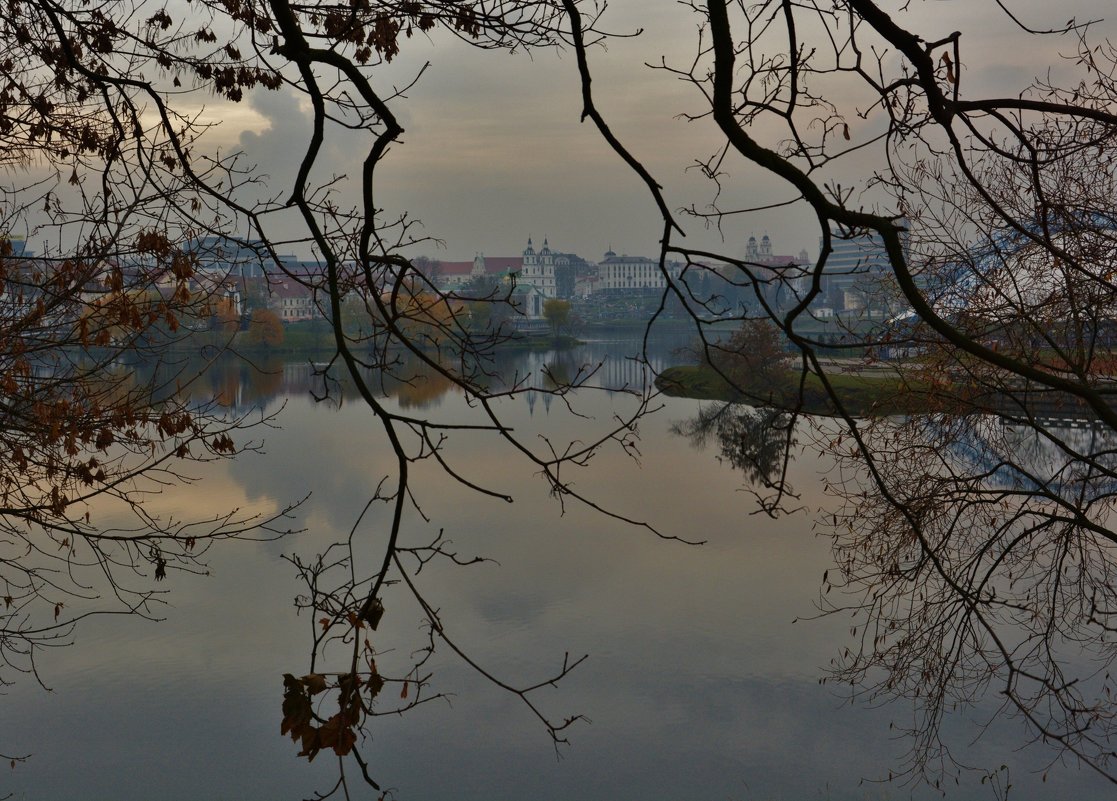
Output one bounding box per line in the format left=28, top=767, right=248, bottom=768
left=814, top=403, right=1117, bottom=785
left=167, top=352, right=461, bottom=413
left=385, top=358, right=455, bottom=410
left=143, top=354, right=288, bottom=413
left=673, top=403, right=797, bottom=512
left=557, top=0, right=1117, bottom=790
left=213, top=363, right=241, bottom=408
left=245, top=358, right=286, bottom=405
left=542, top=355, right=577, bottom=392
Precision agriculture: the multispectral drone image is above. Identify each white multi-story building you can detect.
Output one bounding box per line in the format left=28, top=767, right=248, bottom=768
left=596, top=249, right=683, bottom=292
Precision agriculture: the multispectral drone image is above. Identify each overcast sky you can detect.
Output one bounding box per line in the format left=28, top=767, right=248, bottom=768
left=191, top=0, right=1117, bottom=263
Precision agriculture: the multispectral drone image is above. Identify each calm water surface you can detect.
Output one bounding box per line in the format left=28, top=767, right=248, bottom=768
left=2, top=336, right=1109, bottom=800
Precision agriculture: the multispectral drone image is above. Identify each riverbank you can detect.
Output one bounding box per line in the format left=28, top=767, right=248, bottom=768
left=655, top=363, right=919, bottom=416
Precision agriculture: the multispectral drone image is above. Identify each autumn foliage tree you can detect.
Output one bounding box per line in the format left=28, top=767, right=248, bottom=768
left=246, top=308, right=285, bottom=348
left=708, top=319, right=791, bottom=402
left=211, top=296, right=241, bottom=337
left=0, top=230, right=295, bottom=755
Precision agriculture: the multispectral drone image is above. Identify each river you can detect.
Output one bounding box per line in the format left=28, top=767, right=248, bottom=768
left=1, top=335, right=1110, bottom=800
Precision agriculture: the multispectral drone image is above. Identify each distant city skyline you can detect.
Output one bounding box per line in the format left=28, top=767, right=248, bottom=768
left=417, top=233, right=813, bottom=266
left=216, top=1, right=1116, bottom=263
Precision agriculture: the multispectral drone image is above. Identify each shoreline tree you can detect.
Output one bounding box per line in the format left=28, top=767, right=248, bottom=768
left=542, top=297, right=572, bottom=338
left=246, top=307, right=286, bottom=348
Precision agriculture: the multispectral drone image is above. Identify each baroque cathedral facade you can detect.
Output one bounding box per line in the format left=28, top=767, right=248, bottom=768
left=519, top=237, right=558, bottom=300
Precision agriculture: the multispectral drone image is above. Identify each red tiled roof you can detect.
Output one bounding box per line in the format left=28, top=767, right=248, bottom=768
left=482, top=257, right=523, bottom=272
left=270, top=281, right=314, bottom=299
left=435, top=261, right=472, bottom=275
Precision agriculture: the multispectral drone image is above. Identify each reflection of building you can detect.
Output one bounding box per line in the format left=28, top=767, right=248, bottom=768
left=595, top=353, right=656, bottom=392
left=944, top=411, right=1117, bottom=502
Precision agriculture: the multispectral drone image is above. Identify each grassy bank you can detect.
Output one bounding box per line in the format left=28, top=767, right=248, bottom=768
left=656, top=363, right=919, bottom=416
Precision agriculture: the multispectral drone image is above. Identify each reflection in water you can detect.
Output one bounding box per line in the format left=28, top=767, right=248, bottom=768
left=943, top=412, right=1117, bottom=501
left=165, top=335, right=688, bottom=416
left=672, top=402, right=798, bottom=512
left=672, top=388, right=1117, bottom=796
left=810, top=399, right=1117, bottom=790
left=4, top=340, right=1114, bottom=801
left=677, top=396, right=1117, bottom=509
